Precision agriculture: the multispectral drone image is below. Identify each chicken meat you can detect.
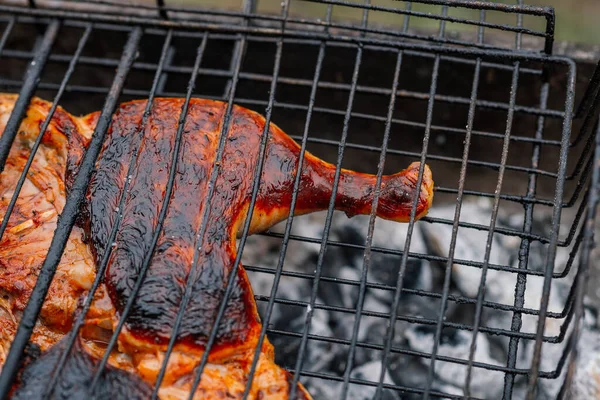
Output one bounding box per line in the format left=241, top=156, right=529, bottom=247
left=0, top=94, right=434, bottom=399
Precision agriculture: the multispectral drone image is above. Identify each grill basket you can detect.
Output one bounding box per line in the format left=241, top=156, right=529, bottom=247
left=0, top=0, right=599, bottom=399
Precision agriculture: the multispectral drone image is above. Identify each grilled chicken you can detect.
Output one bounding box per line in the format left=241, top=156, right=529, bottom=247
left=71, top=98, right=433, bottom=390
left=0, top=95, right=148, bottom=398
left=0, top=94, right=434, bottom=399
left=0, top=94, right=96, bottom=367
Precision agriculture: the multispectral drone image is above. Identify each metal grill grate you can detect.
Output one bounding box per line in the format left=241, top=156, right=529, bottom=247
left=0, top=0, right=598, bottom=399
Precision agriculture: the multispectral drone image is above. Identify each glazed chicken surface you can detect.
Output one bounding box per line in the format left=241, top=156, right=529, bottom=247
left=0, top=94, right=434, bottom=399
left=0, top=95, right=96, bottom=366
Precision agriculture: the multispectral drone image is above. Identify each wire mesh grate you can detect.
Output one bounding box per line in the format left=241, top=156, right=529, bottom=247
left=0, top=1, right=597, bottom=399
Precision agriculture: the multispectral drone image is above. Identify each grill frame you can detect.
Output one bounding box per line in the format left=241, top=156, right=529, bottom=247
left=0, top=1, right=597, bottom=399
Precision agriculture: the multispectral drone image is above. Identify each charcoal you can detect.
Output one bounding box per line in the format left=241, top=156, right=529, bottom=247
left=240, top=202, right=600, bottom=399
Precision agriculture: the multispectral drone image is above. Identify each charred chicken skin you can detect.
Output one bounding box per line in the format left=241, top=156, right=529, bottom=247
left=0, top=94, right=434, bottom=399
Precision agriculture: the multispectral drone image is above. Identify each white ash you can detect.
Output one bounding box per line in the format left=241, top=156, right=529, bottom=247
left=241, top=200, right=600, bottom=399
left=566, top=308, right=600, bottom=399
left=404, top=329, right=505, bottom=399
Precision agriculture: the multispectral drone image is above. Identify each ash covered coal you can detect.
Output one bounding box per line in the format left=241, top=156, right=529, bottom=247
left=241, top=200, right=600, bottom=399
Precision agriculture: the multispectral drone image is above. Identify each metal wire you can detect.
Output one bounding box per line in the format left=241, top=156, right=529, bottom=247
left=338, top=1, right=372, bottom=395
left=0, top=19, right=59, bottom=172
left=156, top=0, right=167, bottom=19
left=503, top=68, right=550, bottom=400
left=0, top=25, right=143, bottom=399
left=30, top=0, right=555, bottom=53
left=0, top=20, right=549, bottom=76
left=86, top=30, right=208, bottom=394
left=0, top=16, right=15, bottom=55
left=422, top=8, right=484, bottom=399
left=236, top=0, right=289, bottom=395
left=0, top=1, right=594, bottom=399
left=0, top=50, right=563, bottom=121
left=0, top=3, right=562, bottom=63
left=464, top=59, right=520, bottom=399
left=222, top=0, right=254, bottom=98
left=559, top=122, right=600, bottom=396
left=44, top=27, right=175, bottom=398
left=0, top=23, right=91, bottom=245
left=526, top=58, right=577, bottom=399
left=289, top=2, right=363, bottom=396
left=162, top=32, right=248, bottom=400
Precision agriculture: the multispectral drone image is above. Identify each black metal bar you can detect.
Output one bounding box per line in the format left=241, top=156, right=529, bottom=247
left=0, top=16, right=15, bottom=55
left=0, top=25, right=142, bottom=399
left=265, top=327, right=531, bottom=376
left=423, top=9, right=484, bottom=399
left=371, top=43, right=408, bottom=400
left=270, top=133, right=556, bottom=179
left=575, top=58, right=600, bottom=119
left=340, top=1, right=397, bottom=395
left=255, top=230, right=563, bottom=280
left=0, top=23, right=91, bottom=266
left=155, top=44, right=175, bottom=93
left=252, top=295, right=563, bottom=343
left=86, top=31, right=207, bottom=394
left=0, top=68, right=564, bottom=148
left=287, top=2, right=367, bottom=396
left=263, top=42, right=325, bottom=393
left=543, top=7, right=555, bottom=54
left=0, top=47, right=563, bottom=121
left=552, top=218, right=586, bottom=282
left=162, top=34, right=247, bottom=399
left=284, top=3, right=330, bottom=396
left=243, top=263, right=565, bottom=319
left=0, top=19, right=59, bottom=173
left=0, top=36, right=544, bottom=78
left=349, top=21, right=406, bottom=400
left=526, top=59, right=577, bottom=400
left=385, top=10, right=442, bottom=400
left=0, top=19, right=550, bottom=77
left=222, top=0, right=255, bottom=98
left=434, top=187, right=554, bottom=207
left=464, top=60, right=520, bottom=398
left=564, top=153, right=594, bottom=207
left=502, top=5, right=538, bottom=396
left=0, top=91, right=564, bottom=163
left=51, top=0, right=556, bottom=21
left=503, top=83, right=549, bottom=400
left=129, top=34, right=209, bottom=398
left=555, top=253, right=585, bottom=330
left=239, top=1, right=290, bottom=395
left=559, top=185, right=590, bottom=249
left=45, top=28, right=174, bottom=398
left=556, top=331, right=579, bottom=398
left=0, top=73, right=565, bottom=184
left=0, top=3, right=570, bottom=64
left=567, top=103, right=600, bottom=178
left=33, top=0, right=553, bottom=51
left=560, top=124, right=599, bottom=390
left=303, top=0, right=549, bottom=38
left=156, top=0, right=167, bottom=19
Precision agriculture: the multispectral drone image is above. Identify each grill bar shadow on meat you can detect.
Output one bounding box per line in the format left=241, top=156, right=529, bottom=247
left=0, top=94, right=434, bottom=399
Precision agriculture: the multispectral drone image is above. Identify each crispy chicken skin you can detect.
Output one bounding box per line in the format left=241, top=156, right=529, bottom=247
left=70, top=98, right=433, bottom=387
left=73, top=98, right=433, bottom=354
left=0, top=94, right=434, bottom=399
left=0, top=94, right=96, bottom=367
